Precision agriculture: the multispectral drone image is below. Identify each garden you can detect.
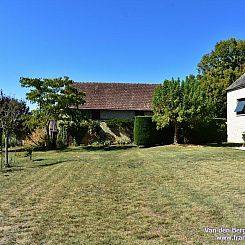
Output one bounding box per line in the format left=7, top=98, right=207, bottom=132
left=0, top=38, right=245, bottom=244
left=0, top=145, right=244, bottom=244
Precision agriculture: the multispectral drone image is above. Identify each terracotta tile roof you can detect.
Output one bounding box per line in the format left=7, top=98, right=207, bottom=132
left=71, top=82, right=158, bottom=111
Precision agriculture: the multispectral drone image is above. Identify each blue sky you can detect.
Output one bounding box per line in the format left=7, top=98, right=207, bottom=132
left=0, top=0, right=244, bottom=108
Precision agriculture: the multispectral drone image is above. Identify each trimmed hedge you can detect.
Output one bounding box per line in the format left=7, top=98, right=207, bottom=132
left=134, top=116, right=174, bottom=146
left=134, top=116, right=156, bottom=146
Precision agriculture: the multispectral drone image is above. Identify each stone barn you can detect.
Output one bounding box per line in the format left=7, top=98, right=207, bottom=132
left=71, top=82, right=158, bottom=120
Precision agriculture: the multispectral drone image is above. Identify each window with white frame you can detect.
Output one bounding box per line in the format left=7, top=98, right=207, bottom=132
left=235, top=98, right=245, bottom=115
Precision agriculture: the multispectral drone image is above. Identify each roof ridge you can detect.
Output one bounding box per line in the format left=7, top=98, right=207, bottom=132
left=74, top=81, right=158, bottom=85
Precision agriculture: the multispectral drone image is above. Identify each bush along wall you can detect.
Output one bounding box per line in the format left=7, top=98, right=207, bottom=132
left=134, top=116, right=226, bottom=146
left=134, top=116, right=174, bottom=146
left=105, top=118, right=134, bottom=143
left=186, top=118, right=227, bottom=144
left=106, top=118, right=134, bottom=130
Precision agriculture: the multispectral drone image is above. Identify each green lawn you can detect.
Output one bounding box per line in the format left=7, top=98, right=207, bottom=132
left=0, top=145, right=244, bottom=244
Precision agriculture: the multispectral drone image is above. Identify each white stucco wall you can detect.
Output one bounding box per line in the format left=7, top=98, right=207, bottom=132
left=227, top=87, right=245, bottom=142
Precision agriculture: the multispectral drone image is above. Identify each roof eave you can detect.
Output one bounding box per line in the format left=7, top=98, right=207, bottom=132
left=78, top=107, right=152, bottom=111
left=226, top=84, right=245, bottom=92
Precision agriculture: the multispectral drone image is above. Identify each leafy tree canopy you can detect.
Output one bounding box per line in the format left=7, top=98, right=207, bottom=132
left=197, top=38, right=245, bottom=118
left=20, top=76, right=86, bottom=129
left=0, top=91, right=30, bottom=138
left=153, top=76, right=208, bottom=144
left=20, top=77, right=86, bottom=148
left=0, top=91, right=30, bottom=166
left=180, top=75, right=209, bottom=127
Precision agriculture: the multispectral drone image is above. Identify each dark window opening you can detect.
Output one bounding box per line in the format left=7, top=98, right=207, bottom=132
left=135, top=111, right=144, bottom=116
left=235, top=99, right=245, bottom=115
left=92, top=110, right=100, bottom=119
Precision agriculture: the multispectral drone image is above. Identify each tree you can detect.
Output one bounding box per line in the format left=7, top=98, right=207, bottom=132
left=180, top=75, right=209, bottom=143
left=0, top=92, right=29, bottom=167
left=198, top=38, right=245, bottom=118
left=152, top=76, right=208, bottom=144
left=19, top=77, right=85, bottom=148
left=153, top=78, right=182, bottom=144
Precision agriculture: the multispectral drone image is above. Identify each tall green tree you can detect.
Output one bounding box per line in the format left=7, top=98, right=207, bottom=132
left=20, top=77, right=85, bottom=148
left=180, top=75, right=209, bottom=143
left=152, top=76, right=208, bottom=144
left=0, top=92, right=29, bottom=167
left=181, top=75, right=208, bottom=123
left=198, top=38, right=245, bottom=118
left=153, top=78, right=183, bottom=144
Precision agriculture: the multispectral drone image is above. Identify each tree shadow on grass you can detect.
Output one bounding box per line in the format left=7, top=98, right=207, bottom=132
left=0, top=167, right=24, bottom=174
left=55, top=145, right=137, bottom=152
left=0, top=159, right=76, bottom=173
left=56, top=147, right=84, bottom=153
left=206, top=143, right=242, bottom=148
left=34, top=159, right=74, bottom=168
left=33, top=158, right=45, bottom=162
left=83, top=145, right=136, bottom=152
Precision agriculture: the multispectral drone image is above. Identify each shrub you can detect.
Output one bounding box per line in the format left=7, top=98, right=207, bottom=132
left=242, top=132, right=245, bottom=145
left=103, top=140, right=112, bottom=146
left=134, top=116, right=174, bottom=146
left=105, top=119, right=134, bottom=143
left=57, top=125, right=68, bottom=148
left=87, top=120, right=101, bottom=135
left=187, top=118, right=227, bottom=144
left=116, top=136, right=131, bottom=145
left=99, top=131, right=115, bottom=144
left=106, top=118, right=134, bottom=130
left=134, top=116, right=158, bottom=146
left=23, top=128, right=46, bottom=147
left=24, top=146, right=33, bottom=160
left=67, top=124, right=89, bottom=146
left=66, top=120, right=100, bottom=146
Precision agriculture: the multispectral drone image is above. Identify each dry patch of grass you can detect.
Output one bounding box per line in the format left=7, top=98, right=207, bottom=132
left=0, top=145, right=244, bottom=244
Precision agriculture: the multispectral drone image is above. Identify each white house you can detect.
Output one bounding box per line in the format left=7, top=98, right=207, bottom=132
left=227, top=73, right=245, bottom=142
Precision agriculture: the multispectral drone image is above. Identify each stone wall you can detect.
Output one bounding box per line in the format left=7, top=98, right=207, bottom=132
left=100, top=110, right=135, bottom=120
